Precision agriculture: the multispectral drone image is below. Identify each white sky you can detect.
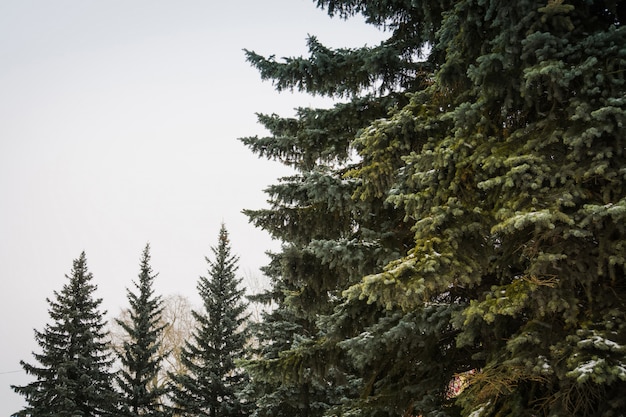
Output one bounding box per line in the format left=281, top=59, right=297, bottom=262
left=0, top=0, right=386, bottom=413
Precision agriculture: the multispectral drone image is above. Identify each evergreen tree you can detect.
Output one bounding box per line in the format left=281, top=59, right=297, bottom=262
left=116, top=243, right=169, bottom=417
left=343, top=1, right=626, bottom=416
left=169, top=224, right=250, bottom=417
left=244, top=1, right=626, bottom=416
left=243, top=253, right=357, bottom=417
left=11, top=252, right=118, bottom=417
left=240, top=2, right=430, bottom=416
left=240, top=110, right=399, bottom=416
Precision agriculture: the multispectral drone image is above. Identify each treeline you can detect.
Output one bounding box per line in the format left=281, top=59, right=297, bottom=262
left=12, top=224, right=250, bottom=417
left=13, top=1, right=626, bottom=416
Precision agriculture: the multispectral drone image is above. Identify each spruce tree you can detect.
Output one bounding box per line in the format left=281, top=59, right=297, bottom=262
left=244, top=1, right=626, bottom=416
left=169, top=224, right=250, bottom=417
left=11, top=252, right=118, bottom=417
left=116, top=243, right=169, bottom=417
left=240, top=2, right=430, bottom=415
left=343, top=1, right=626, bottom=416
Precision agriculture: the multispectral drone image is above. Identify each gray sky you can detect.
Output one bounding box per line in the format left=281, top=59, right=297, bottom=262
left=0, top=0, right=385, bottom=413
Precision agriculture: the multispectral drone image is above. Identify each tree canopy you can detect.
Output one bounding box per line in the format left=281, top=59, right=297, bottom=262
left=242, top=1, right=626, bottom=416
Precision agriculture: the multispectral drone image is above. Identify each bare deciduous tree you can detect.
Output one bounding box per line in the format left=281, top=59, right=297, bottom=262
left=110, top=293, right=197, bottom=387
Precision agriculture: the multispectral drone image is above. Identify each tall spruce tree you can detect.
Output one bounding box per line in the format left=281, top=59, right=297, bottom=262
left=116, top=244, right=169, bottom=417
left=240, top=1, right=434, bottom=416
left=11, top=252, right=118, bottom=417
left=244, top=1, right=626, bottom=416
left=169, top=224, right=250, bottom=417
left=344, top=1, right=626, bottom=416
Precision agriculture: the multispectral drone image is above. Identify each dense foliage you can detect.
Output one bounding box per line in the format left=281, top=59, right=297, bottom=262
left=242, top=1, right=626, bottom=416
left=116, top=244, right=169, bottom=417
left=12, top=252, right=118, bottom=417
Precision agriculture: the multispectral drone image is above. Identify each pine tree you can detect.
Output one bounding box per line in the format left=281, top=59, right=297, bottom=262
left=244, top=1, right=626, bottom=416
left=240, top=111, right=397, bottom=417
left=11, top=252, right=118, bottom=417
left=169, top=224, right=250, bottom=417
left=240, top=2, right=432, bottom=415
left=343, top=1, right=626, bottom=416
left=116, top=244, right=169, bottom=417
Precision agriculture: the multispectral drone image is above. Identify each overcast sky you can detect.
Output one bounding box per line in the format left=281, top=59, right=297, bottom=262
left=0, top=1, right=386, bottom=413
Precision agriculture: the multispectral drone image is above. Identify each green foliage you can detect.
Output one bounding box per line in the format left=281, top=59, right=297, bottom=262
left=169, top=224, right=251, bottom=417
left=245, top=36, right=427, bottom=98
left=116, top=244, right=170, bottom=417
left=240, top=95, right=396, bottom=171
left=244, top=0, right=626, bottom=416
left=12, top=252, right=118, bottom=417
left=241, top=2, right=429, bottom=415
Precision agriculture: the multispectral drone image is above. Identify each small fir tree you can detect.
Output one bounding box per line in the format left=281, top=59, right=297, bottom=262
left=11, top=252, right=117, bottom=417
left=169, top=224, right=251, bottom=417
left=116, top=243, right=169, bottom=417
